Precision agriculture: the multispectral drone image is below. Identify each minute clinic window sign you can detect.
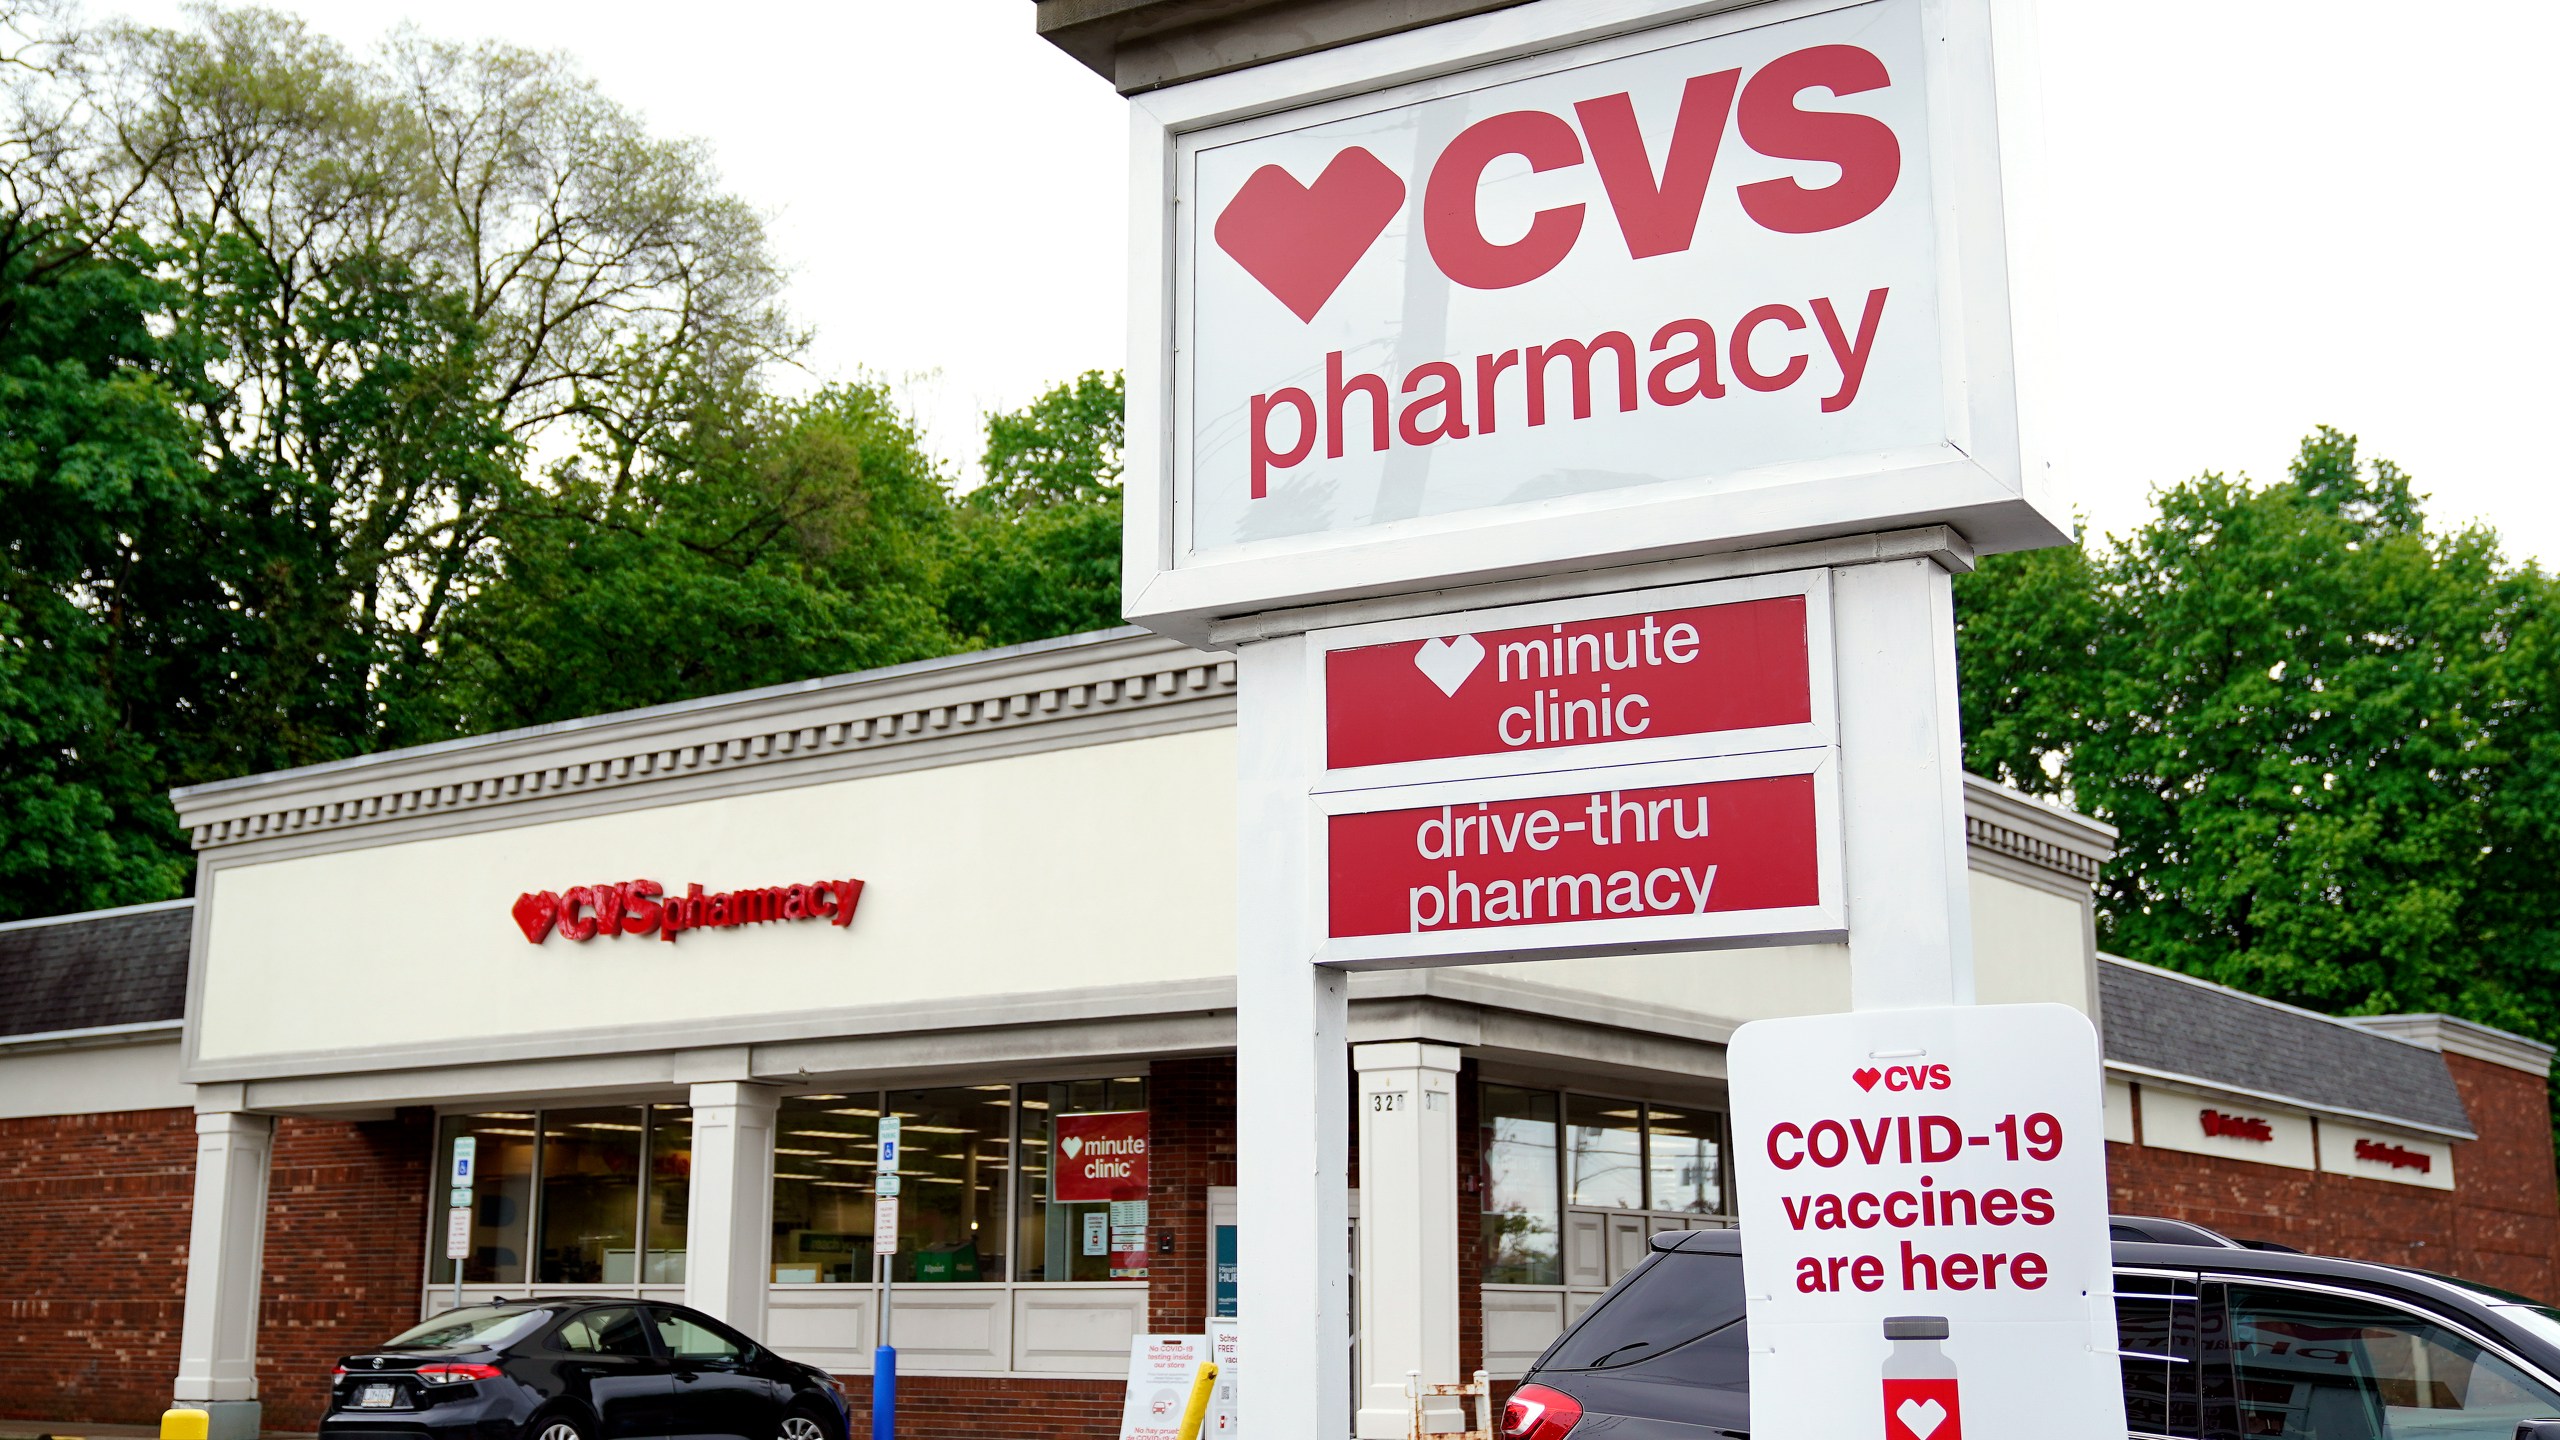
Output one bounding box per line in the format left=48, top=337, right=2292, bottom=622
left=1054, top=1110, right=1151, bottom=1279
left=1132, top=0, right=2058, bottom=634
left=510, top=875, right=867, bottom=945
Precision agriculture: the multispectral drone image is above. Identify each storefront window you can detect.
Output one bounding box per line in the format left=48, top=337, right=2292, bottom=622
left=770, top=1094, right=878, bottom=1284
left=435, top=1113, right=536, bottom=1284
left=1645, top=1106, right=1723, bottom=1214
left=1480, top=1085, right=1561, bottom=1285
left=1018, top=1077, right=1149, bottom=1281
left=882, top=1086, right=1012, bottom=1283
left=1566, top=1095, right=1646, bottom=1210
left=643, top=1105, right=691, bottom=1282
left=537, top=1107, right=644, bottom=1284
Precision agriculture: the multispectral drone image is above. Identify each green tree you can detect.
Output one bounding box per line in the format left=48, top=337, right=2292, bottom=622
left=0, top=225, right=215, bottom=911
left=942, top=370, right=1125, bottom=648
left=1956, top=429, right=2560, bottom=1038
left=438, top=382, right=961, bottom=729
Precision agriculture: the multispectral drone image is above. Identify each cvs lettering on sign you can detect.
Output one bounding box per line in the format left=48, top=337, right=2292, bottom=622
left=1184, top=0, right=1961, bottom=558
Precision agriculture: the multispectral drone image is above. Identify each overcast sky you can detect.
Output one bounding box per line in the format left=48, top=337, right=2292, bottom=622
left=108, top=0, right=2560, bottom=563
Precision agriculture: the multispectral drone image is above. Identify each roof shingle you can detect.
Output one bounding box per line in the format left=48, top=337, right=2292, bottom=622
left=0, top=900, right=192, bottom=1039
left=2099, top=956, right=2472, bottom=1136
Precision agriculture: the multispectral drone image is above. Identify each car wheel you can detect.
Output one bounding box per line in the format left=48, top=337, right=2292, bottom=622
left=529, top=1415, right=588, bottom=1440
left=778, top=1409, right=830, bottom=1440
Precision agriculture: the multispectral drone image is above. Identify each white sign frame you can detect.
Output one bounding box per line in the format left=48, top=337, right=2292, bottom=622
left=1123, top=0, right=2056, bottom=643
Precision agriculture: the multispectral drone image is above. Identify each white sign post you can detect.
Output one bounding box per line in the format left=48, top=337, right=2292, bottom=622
left=1729, top=1004, right=2122, bottom=1439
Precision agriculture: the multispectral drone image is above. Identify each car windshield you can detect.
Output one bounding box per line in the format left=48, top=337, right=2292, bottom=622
left=382, top=1306, right=552, bottom=1349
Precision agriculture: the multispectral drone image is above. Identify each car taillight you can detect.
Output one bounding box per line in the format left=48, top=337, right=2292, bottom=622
left=415, top=1364, right=503, bottom=1385
left=332, top=1366, right=347, bottom=1379
left=1503, top=1382, right=1583, bottom=1440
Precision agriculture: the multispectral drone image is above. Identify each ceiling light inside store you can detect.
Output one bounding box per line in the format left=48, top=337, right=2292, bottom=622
left=474, top=1113, right=534, bottom=1120
left=575, top=1122, right=644, bottom=1131
left=900, top=1124, right=971, bottom=1135
left=920, top=1177, right=964, bottom=1185
left=798, top=1094, right=846, bottom=1101
left=825, top=1108, right=880, bottom=1117
left=812, top=1181, right=867, bottom=1189
left=1597, top=1109, right=1643, bottom=1120
left=474, top=1128, right=537, bottom=1137
left=1019, top=1099, right=1049, bottom=1109
left=775, top=1149, right=826, bottom=1156
left=970, top=1085, right=1009, bottom=1092
left=775, top=1173, right=825, bottom=1181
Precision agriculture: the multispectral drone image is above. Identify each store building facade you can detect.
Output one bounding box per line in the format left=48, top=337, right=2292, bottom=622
left=1, top=627, right=2552, bottom=1440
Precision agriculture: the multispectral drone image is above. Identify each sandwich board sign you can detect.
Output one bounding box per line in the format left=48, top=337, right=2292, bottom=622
left=1728, top=1004, right=2123, bottom=1439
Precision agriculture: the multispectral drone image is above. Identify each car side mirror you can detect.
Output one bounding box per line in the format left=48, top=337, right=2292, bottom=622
left=2513, top=1421, right=2560, bottom=1440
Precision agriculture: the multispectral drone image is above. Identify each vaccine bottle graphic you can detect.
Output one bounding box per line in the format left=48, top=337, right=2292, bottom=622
left=1881, top=1315, right=1961, bottom=1440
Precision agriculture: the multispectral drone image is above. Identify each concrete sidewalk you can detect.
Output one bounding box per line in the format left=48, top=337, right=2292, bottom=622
left=1, top=1427, right=311, bottom=1440
left=2, top=1414, right=309, bottom=1424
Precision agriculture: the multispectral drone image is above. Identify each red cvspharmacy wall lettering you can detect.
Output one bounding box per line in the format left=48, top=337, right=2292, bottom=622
left=2354, top=1138, right=2433, bottom=1174
left=2198, top=1108, right=2274, bottom=1143
left=510, top=877, right=865, bottom=945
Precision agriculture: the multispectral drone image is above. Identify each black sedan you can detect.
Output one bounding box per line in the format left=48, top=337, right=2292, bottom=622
left=323, top=1299, right=849, bottom=1440
left=1504, top=1218, right=2560, bottom=1440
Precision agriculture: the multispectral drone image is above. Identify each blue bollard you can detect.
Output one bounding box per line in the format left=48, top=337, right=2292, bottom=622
left=871, top=1345, right=896, bottom=1440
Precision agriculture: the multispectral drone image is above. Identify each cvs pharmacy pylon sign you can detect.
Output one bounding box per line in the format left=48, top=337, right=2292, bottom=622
left=1124, top=0, right=2062, bottom=643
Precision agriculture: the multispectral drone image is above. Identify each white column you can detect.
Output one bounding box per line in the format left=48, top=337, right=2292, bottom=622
left=685, top=1081, right=781, bottom=1334
left=173, top=1110, right=274, bottom=1440
left=1235, top=634, right=1354, bottom=1440
left=1834, top=556, right=1977, bottom=1008
left=1352, top=1042, right=1461, bottom=1438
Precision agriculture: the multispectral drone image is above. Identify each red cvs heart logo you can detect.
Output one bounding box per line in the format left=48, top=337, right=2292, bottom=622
left=512, top=890, right=560, bottom=944
left=1214, top=148, right=1406, bottom=323
left=1853, top=1066, right=1883, bottom=1092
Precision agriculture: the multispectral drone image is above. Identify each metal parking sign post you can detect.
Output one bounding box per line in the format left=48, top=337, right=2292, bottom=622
left=447, top=1136, right=475, bottom=1311
left=873, top=1117, right=901, bottom=1439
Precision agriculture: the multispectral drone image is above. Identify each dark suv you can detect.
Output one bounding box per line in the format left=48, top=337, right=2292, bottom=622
left=1503, top=1218, right=2560, bottom=1440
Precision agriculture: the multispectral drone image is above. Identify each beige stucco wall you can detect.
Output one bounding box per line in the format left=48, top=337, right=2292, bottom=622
left=0, top=1037, right=189, bottom=1118
left=194, top=728, right=1240, bottom=1065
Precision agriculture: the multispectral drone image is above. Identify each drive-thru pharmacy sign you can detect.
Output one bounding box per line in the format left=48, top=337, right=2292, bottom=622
left=1125, top=0, right=2060, bottom=640
left=1311, top=572, right=1841, bottom=965
left=1729, top=1005, right=2124, bottom=1440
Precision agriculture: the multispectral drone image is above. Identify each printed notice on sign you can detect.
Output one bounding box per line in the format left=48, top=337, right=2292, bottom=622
left=1728, top=1004, right=2123, bottom=1440
left=1325, top=594, right=1811, bottom=770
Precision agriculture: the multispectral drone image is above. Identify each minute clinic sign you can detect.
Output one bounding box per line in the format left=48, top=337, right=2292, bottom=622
left=1312, top=572, right=1842, bottom=965
left=1125, top=0, right=2059, bottom=639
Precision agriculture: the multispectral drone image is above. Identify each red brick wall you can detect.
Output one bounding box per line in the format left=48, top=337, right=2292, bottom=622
left=1146, top=1055, right=1237, bottom=1333
left=836, top=1374, right=1122, bottom=1440
left=0, top=1106, right=196, bottom=1425
left=256, top=1111, right=436, bottom=1431
left=0, top=1105, right=436, bottom=1431
left=2108, top=1062, right=2560, bottom=1299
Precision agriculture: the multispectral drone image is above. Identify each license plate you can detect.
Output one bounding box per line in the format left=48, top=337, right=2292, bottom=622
left=357, top=1385, right=398, bottom=1409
